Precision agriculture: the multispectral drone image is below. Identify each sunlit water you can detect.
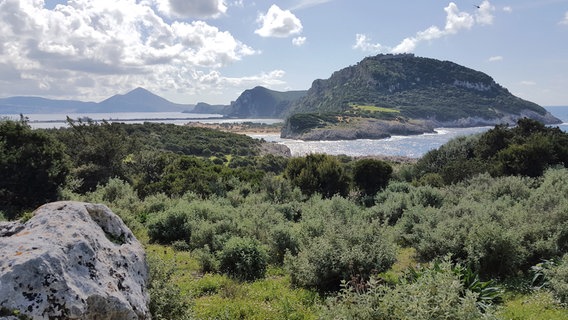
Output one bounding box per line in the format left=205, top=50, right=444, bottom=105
left=2, top=106, right=567, bottom=158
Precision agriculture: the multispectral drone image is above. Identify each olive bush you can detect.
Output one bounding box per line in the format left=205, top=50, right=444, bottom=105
left=321, top=258, right=490, bottom=320
left=219, top=236, right=268, bottom=281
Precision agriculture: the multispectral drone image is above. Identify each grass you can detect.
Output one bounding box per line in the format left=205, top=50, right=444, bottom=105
left=146, top=244, right=321, bottom=319
left=145, top=244, right=568, bottom=319
left=496, top=291, right=568, bottom=319
left=378, top=247, right=419, bottom=284
left=349, top=104, right=400, bottom=113
left=193, top=273, right=319, bottom=320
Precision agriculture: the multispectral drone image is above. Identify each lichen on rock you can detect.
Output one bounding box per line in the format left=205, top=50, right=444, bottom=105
left=0, top=201, right=149, bottom=319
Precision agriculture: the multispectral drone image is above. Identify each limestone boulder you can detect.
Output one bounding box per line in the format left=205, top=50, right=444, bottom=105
left=0, top=201, right=149, bottom=319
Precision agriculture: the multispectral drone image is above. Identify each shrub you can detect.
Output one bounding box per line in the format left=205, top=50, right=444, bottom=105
left=287, top=222, right=396, bottom=293
left=193, top=245, right=219, bottom=273
left=268, top=223, right=299, bottom=265
left=285, top=154, right=350, bottom=198
left=147, top=209, right=191, bottom=244
left=147, top=254, right=193, bottom=320
left=219, top=236, right=268, bottom=281
left=321, top=258, right=494, bottom=320
left=352, top=158, right=393, bottom=197
left=544, top=254, right=568, bottom=304
left=396, top=170, right=568, bottom=278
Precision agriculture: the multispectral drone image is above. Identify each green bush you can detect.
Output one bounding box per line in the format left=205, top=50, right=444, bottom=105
left=285, top=154, right=350, bottom=198
left=219, top=236, right=268, bottom=281
left=193, top=245, right=219, bottom=273
left=147, top=254, right=193, bottom=320
left=352, top=158, right=393, bottom=197
left=321, top=258, right=493, bottom=320
left=287, top=197, right=396, bottom=292
left=396, top=170, right=568, bottom=278
left=268, top=223, right=299, bottom=265
left=147, top=209, right=191, bottom=245
left=545, top=254, right=568, bottom=304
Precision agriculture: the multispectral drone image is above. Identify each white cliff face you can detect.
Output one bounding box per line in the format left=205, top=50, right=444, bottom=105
left=453, top=80, right=493, bottom=92
left=0, top=201, right=149, bottom=320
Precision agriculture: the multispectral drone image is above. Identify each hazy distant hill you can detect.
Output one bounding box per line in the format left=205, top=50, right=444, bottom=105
left=282, top=54, right=561, bottom=140
left=188, top=102, right=230, bottom=114
left=0, top=96, right=98, bottom=114
left=97, top=87, right=192, bottom=112
left=0, top=87, right=193, bottom=114
left=226, top=86, right=307, bottom=118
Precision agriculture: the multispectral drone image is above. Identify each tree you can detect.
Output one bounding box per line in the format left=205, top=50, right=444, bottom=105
left=59, top=118, right=132, bottom=193
left=285, top=154, right=350, bottom=198
left=352, top=158, right=392, bottom=196
left=0, top=119, right=69, bottom=217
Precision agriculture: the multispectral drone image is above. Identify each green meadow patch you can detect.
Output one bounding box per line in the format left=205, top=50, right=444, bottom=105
left=349, top=103, right=400, bottom=113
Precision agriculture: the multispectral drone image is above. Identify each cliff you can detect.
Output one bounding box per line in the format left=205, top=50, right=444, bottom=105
left=226, top=86, right=307, bottom=118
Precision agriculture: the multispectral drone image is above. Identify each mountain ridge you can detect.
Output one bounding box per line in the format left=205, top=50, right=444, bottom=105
left=225, top=86, right=307, bottom=118
left=282, top=53, right=561, bottom=140
left=0, top=88, right=193, bottom=114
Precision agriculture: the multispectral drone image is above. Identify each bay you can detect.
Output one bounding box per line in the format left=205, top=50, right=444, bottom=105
left=2, top=106, right=567, bottom=158
left=253, top=106, right=568, bottom=158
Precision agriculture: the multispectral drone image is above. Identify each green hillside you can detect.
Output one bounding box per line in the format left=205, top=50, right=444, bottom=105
left=227, top=86, right=307, bottom=118
left=291, top=54, right=554, bottom=120
left=282, top=54, right=560, bottom=140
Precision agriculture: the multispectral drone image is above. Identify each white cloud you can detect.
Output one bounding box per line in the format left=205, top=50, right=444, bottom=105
left=521, top=80, right=537, bottom=86
left=255, top=5, right=303, bottom=38
left=560, top=11, right=568, bottom=25
left=222, top=69, right=286, bottom=87
left=154, top=0, right=227, bottom=19
left=390, top=1, right=494, bottom=54
left=292, top=36, right=307, bottom=46
left=290, top=0, right=332, bottom=11
left=353, top=34, right=388, bottom=53
left=474, top=0, right=495, bottom=25
left=503, top=6, right=512, bottom=13
left=488, top=55, right=503, bottom=62
left=0, top=0, right=256, bottom=101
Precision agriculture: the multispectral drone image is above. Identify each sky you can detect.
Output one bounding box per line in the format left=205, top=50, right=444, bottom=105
left=0, top=0, right=567, bottom=106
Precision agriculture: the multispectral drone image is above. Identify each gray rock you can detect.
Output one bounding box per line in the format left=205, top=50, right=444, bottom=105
left=0, top=201, right=149, bottom=319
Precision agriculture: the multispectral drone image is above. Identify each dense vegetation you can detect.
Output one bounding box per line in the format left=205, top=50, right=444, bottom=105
left=282, top=54, right=559, bottom=139
left=1, top=116, right=568, bottom=319
left=290, top=54, right=549, bottom=121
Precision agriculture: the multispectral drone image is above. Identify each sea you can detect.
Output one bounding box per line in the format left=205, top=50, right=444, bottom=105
left=2, top=106, right=567, bottom=158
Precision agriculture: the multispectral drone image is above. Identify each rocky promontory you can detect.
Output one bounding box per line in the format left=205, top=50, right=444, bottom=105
left=281, top=54, right=561, bottom=141
left=281, top=117, right=435, bottom=140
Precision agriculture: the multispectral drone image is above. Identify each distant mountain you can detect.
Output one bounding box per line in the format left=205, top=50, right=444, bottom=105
left=97, top=87, right=192, bottom=112
left=282, top=54, right=561, bottom=140
left=226, top=86, right=307, bottom=118
left=0, top=87, right=193, bottom=114
left=0, top=96, right=97, bottom=114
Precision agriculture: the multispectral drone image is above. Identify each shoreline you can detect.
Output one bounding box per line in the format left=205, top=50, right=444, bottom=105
left=185, top=122, right=282, bottom=135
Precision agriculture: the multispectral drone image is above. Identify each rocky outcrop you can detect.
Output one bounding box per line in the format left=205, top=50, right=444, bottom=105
left=281, top=118, right=435, bottom=141
left=434, top=108, right=562, bottom=128
left=259, top=141, right=292, bottom=157
left=280, top=108, right=562, bottom=141
left=0, top=201, right=149, bottom=319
